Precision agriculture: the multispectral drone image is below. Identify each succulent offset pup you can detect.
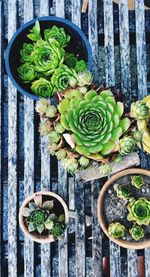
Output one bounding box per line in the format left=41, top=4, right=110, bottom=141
left=108, top=222, right=126, bottom=239
left=131, top=175, right=144, bottom=189
left=22, top=194, right=66, bottom=239
left=116, top=184, right=131, bottom=200
left=127, top=197, right=150, bottom=226
left=17, top=20, right=88, bottom=97
left=129, top=225, right=144, bottom=241
left=130, top=96, right=150, bottom=154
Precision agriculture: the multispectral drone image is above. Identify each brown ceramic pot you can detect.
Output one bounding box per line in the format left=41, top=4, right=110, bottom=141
left=19, top=191, right=69, bottom=243
left=97, top=168, right=150, bottom=249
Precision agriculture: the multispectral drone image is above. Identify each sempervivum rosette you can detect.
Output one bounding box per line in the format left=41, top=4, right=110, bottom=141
left=51, top=64, right=78, bottom=93
left=44, top=26, right=70, bottom=48
left=20, top=43, right=34, bottom=63
left=58, top=88, right=131, bottom=159
left=36, top=78, right=139, bottom=174
left=18, top=63, right=36, bottom=83
left=127, top=197, right=150, bottom=225
left=31, top=78, right=54, bottom=97
left=31, top=39, right=64, bottom=75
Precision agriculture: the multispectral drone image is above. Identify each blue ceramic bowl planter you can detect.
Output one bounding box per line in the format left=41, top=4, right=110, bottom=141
left=5, top=16, right=92, bottom=100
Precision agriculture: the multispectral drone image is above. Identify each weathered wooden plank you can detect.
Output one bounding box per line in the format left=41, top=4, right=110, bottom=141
left=68, top=177, right=75, bottom=211
left=0, top=1, right=2, bottom=274
left=135, top=0, right=147, bottom=99
left=104, top=1, right=121, bottom=276
left=23, top=1, right=34, bottom=276
left=103, top=0, right=115, bottom=87
left=8, top=0, right=17, bottom=276
left=127, top=250, right=138, bottom=277
left=71, top=0, right=81, bottom=30
left=119, top=0, right=131, bottom=104
left=145, top=248, right=150, bottom=277
left=92, top=181, right=103, bottom=277
left=88, top=0, right=99, bottom=82
left=55, top=1, right=69, bottom=275
left=58, top=162, right=68, bottom=277
left=88, top=1, right=102, bottom=276
left=56, top=0, right=65, bottom=18
left=75, top=179, right=86, bottom=277
left=119, top=2, right=137, bottom=276
left=71, top=2, right=86, bottom=276
left=135, top=2, right=150, bottom=275
left=39, top=1, right=51, bottom=276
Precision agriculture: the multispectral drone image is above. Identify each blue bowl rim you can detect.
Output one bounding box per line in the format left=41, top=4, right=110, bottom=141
left=5, top=16, right=92, bottom=101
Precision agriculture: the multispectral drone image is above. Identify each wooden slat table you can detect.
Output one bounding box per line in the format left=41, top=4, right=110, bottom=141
left=1, top=0, right=150, bottom=276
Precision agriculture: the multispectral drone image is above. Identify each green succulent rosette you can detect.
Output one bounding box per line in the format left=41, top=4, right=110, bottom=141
left=74, top=60, right=87, bottom=73
left=131, top=101, right=149, bottom=120
left=18, top=63, right=36, bottom=83
left=58, top=89, right=131, bottom=159
left=108, top=222, right=125, bottom=239
left=131, top=175, right=144, bottom=189
left=51, top=64, right=78, bottom=93
left=44, top=26, right=70, bottom=48
left=119, top=136, right=136, bottom=156
left=20, top=43, right=34, bottom=63
left=129, top=225, right=144, bottom=241
left=31, top=39, right=64, bottom=75
left=127, top=197, right=150, bottom=225
left=116, top=184, right=131, bottom=200
left=31, top=78, right=54, bottom=97
left=64, top=52, right=77, bottom=68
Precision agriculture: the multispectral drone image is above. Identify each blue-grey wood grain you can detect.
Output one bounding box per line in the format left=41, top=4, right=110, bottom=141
left=23, top=1, right=35, bottom=276
left=8, top=0, right=18, bottom=276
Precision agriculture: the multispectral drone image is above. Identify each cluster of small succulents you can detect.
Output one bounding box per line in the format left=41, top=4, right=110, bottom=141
left=18, top=21, right=87, bottom=97
left=130, top=95, right=150, bottom=154
left=108, top=175, right=149, bottom=241
left=22, top=194, right=66, bottom=239
left=36, top=77, right=140, bottom=173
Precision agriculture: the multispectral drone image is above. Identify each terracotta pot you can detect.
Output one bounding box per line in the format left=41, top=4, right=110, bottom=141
left=19, top=191, right=69, bottom=243
left=97, top=168, right=150, bottom=249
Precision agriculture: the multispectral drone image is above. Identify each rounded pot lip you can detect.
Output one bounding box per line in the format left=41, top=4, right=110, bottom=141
left=19, top=190, right=69, bottom=243
left=5, top=16, right=92, bottom=101
left=97, top=168, right=150, bottom=249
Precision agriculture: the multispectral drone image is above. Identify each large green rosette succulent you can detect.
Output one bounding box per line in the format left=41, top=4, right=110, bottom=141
left=20, top=43, right=34, bottom=63
left=51, top=64, right=78, bottom=92
left=31, top=78, right=54, bottom=97
left=58, top=89, right=131, bottom=159
left=18, top=63, right=36, bottom=83
left=127, top=197, right=150, bottom=225
left=31, top=39, right=64, bottom=75
left=44, top=26, right=70, bottom=48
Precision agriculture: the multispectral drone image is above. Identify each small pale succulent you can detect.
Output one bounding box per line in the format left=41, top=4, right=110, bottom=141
left=79, top=156, right=90, bottom=167
left=131, top=175, right=144, bottom=189
left=22, top=194, right=66, bottom=238
left=20, top=43, right=34, bottom=63
left=77, top=71, right=93, bottom=86
left=31, top=78, right=54, bottom=97
left=35, top=98, right=51, bottom=115
left=44, top=26, right=70, bottom=48
left=131, top=101, right=149, bottom=120
left=63, top=158, right=78, bottom=173
left=18, top=63, right=36, bottom=83
left=119, top=136, right=136, bottom=156
left=116, top=184, right=131, bottom=200
left=108, top=222, right=125, bottom=239
left=51, top=64, right=78, bottom=92
left=127, top=197, right=150, bottom=225
left=99, top=164, right=112, bottom=175
left=59, top=89, right=131, bottom=159
left=129, top=225, right=144, bottom=241
left=56, top=149, right=67, bottom=160
left=39, top=121, right=52, bottom=136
